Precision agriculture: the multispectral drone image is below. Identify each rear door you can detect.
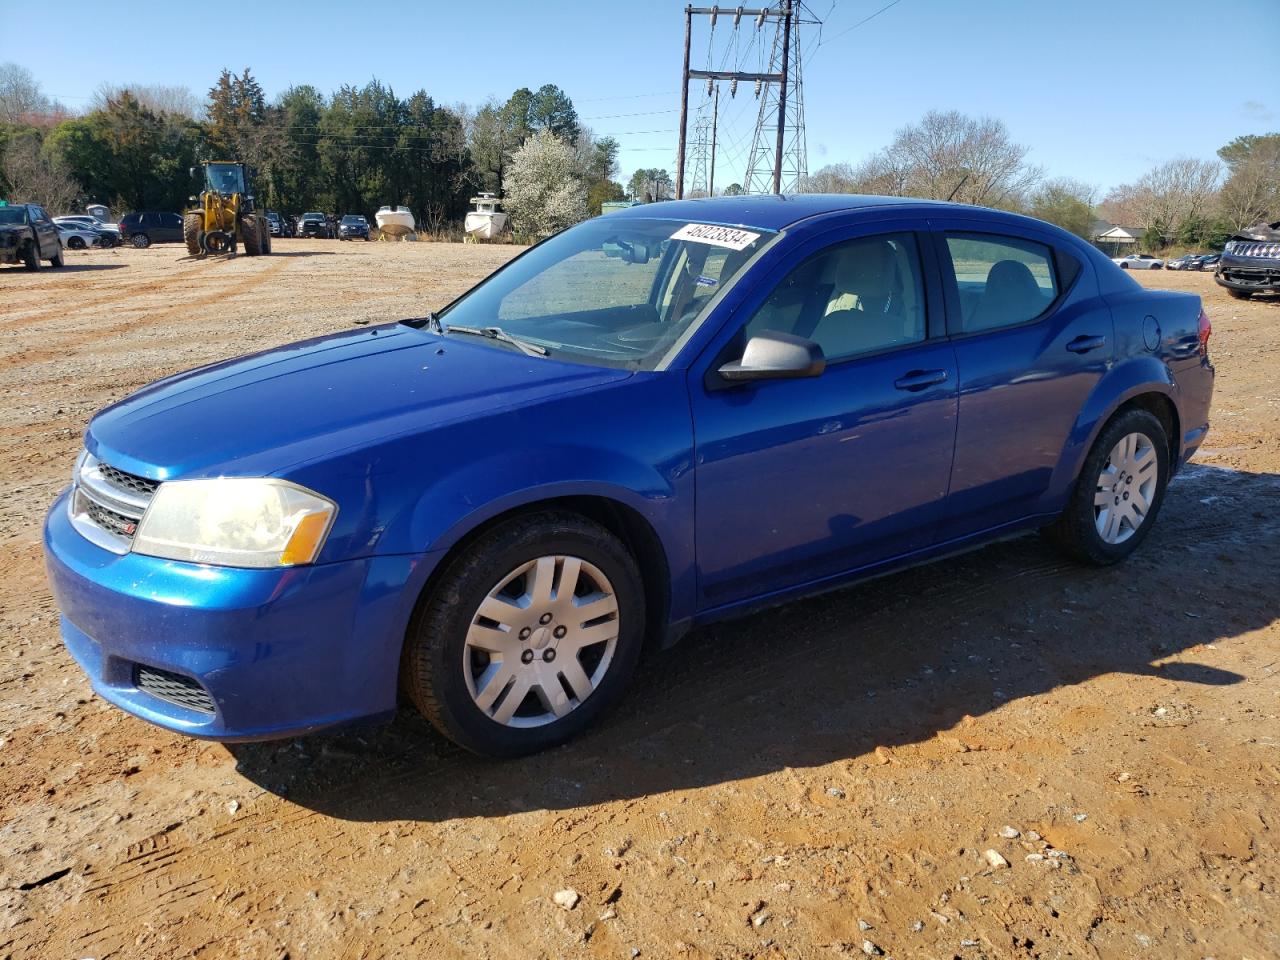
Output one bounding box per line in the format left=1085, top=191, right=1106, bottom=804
left=689, top=219, right=959, bottom=609
left=932, top=221, right=1110, bottom=539
left=160, top=213, right=183, bottom=242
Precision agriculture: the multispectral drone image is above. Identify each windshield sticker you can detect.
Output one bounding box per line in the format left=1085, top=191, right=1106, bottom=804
left=695, top=275, right=718, bottom=287
left=670, top=223, right=761, bottom=251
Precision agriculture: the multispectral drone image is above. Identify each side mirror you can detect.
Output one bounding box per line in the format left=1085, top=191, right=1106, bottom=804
left=718, top=330, right=826, bottom=382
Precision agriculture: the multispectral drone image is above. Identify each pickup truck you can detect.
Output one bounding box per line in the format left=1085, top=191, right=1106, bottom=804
left=1217, top=220, right=1280, bottom=300
left=0, top=203, right=64, bottom=270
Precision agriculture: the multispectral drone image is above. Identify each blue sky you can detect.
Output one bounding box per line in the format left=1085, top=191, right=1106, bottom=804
left=4, top=0, right=1277, bottom=194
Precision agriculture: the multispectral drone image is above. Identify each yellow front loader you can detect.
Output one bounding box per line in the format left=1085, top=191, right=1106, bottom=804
left=183, top=161, right=271, bottom=258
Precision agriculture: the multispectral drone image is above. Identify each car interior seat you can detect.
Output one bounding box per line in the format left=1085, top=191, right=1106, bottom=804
left=968, top=259, right=1045, bottom=332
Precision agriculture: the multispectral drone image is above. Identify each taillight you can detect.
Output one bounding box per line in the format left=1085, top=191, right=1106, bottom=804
left=118, top=222, right=125, bottom=234
left=1198, top=307, right=1211, bottom=356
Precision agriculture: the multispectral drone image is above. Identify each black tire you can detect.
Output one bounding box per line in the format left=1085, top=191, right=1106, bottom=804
left=49, top=242, right=64, bottom=267
left=131, top=233, right=151, bottom=248
left=402, top=511, right=645, bottom=757
left=21, top=241, right=40, bottom=271
left=183, top=213, right=203, bottom=256
left=68, top=236, right=86, bottom=250
left=264, top=231, right=272, bottom=254
left=1119, top=262, right=1129, bottom=269
left=1044, top=408, right=1170, bottom=566
left=1226, top=287, right=1252, bottom=301
left=242, top=216, right=263, bottom=256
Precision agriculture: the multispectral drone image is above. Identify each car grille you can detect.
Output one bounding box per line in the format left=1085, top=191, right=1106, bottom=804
left=98, top=462, right=159, bottom=497
left=135, top=665, right=216, bottom=714
left=1225, top=241, right=1280, bottom=259
left=69, top=452, right=157, bottom=553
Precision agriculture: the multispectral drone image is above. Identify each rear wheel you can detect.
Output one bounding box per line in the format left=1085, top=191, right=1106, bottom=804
left=131, top=233, right=151, bottom=248
left=1226, top=288, right=1253, bottom=300
left=1119, top=262, right=1129, bottom=269
left=1044, top=408, right=1169, bottom=566
left=241, top=216, right=263, bottom=256
left=402, top=512, right=645, bottom=757
left=183, top=213, right=203, bottom=256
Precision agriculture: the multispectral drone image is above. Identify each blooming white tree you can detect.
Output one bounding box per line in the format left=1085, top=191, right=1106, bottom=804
left=503, top=129, right=588, bottom=238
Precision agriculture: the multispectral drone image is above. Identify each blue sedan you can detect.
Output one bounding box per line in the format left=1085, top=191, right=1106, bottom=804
left=43, top=195, right=1214, bottom=756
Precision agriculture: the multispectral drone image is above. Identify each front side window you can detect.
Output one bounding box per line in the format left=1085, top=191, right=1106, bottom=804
left=436, top=218, right=774, bottom=370
left=0, top=208, right=30, bottom=225
left=944, top=233, right=1058, bottom=333
left=742, top=233, right=927, bottom=362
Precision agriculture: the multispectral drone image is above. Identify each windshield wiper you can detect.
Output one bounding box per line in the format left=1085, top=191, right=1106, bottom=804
left=443, top=323, right=549, bottom=357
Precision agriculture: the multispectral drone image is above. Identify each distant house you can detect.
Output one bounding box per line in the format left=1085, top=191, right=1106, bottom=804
left=1093, top=223, right=1146, bottom=256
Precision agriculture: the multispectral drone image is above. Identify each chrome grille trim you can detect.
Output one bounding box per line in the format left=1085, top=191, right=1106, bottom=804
left=68, top=451, right=157, bottom=553
left=1226, top=241, right=1280, bottom=259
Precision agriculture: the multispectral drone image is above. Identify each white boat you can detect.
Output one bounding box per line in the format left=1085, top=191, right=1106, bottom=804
left=464, top=193, right=507, bottom=241
left=375, top=205, right=416, bottom=239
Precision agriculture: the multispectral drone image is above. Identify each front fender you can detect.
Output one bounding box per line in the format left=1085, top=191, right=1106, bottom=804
left=1046, top=355, right=1176, bottom=503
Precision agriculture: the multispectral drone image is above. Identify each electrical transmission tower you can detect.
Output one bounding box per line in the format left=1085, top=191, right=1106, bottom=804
left=687, top=117, right=712, bottom=198
left=675, top=3, right=807, bottom=199
left=743, top=2, right=807, bottom=195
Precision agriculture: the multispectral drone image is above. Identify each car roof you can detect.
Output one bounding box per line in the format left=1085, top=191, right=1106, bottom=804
left=606, top=193, right=980, bottom=231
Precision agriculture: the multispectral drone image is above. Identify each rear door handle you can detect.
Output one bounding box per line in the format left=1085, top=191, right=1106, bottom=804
left=894, top=369, right=949, bottom=391
left=1066, top=334, right=1106, bottom=354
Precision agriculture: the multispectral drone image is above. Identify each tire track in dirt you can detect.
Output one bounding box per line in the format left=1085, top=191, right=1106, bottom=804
left=13, top=470, right=1279, bottom=960
left=0, top=259, right=226, bottom=331
left=0, top=257, right=293, bottom=368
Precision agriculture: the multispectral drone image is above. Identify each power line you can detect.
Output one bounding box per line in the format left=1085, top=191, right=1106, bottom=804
left=816, top=0, right=904, bottom=48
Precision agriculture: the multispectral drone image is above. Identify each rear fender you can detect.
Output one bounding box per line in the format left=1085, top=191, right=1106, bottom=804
left=1046, top=356, right=1176, bottom=504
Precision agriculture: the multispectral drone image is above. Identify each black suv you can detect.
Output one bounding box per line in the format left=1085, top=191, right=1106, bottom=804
left=0, top=203, right=64, bottom=270
left=1217, top=220, right=1280, bottom=300
left=338, top=214, right=370, bottom=240
left=298, top=212, right=332, bottom=239
left=118, top=212, right=184, bottom=248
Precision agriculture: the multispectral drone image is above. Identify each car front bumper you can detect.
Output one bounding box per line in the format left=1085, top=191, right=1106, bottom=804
left=1216, top=260, right=1280, bottom=292
left=43, top=488, right=438, bottom=741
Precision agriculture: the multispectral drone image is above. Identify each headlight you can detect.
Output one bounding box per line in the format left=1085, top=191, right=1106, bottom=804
left=132, top=478, right=337, bottom=568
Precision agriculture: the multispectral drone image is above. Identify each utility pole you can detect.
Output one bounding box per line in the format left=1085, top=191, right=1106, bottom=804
left=675, top=5, right=793, bottom=199
left=675, top=5, right=693, bottom=200
left=772, top=0, right=792, bottom=195
left=708, top=82, right=719, bottom=196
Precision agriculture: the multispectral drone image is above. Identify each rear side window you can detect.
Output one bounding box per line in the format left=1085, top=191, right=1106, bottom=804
left=944, top=233, right=1058, bottom=333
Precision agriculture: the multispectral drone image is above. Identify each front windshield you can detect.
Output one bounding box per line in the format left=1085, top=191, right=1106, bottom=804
left=434, top=217, right=774, bottom=370
left=0, top=208, right=30, bottom=225
left=342, top=215, right=364, bottom=224
left=204, top=163, right=245, bottom=196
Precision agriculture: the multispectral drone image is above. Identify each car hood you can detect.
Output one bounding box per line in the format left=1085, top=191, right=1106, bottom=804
left=1231, top=220, right=1280, bottom=243
left=86, top=324, right=631, bottom=480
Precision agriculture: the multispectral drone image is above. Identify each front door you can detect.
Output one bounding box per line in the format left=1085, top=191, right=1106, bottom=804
left=689, top=225, right=959, bottom=611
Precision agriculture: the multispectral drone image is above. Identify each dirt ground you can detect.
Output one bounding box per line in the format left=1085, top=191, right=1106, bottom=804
left=1, top=241, right=1277, bottom=960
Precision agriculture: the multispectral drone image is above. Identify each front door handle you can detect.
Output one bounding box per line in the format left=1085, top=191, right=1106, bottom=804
left=894, top=369, right=949, bottom=391
left=1066, top=334, right=1107, bottom=354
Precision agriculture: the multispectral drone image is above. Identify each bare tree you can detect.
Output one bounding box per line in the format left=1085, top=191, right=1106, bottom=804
left=2, top=136, right=80, bottom=212
left=90, top=82, right=204, bottom=120
left=0, top=62, right=61, bottom=123
left=1129, top=157, right=1221, bottom=235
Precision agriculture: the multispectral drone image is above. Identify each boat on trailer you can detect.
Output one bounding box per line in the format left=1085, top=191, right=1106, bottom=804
left=464, top=193, right=507, bottom=242
left=375, top=205, right=416, bottom=240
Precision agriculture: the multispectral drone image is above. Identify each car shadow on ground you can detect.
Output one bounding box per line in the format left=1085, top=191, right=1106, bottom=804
left=227, top=463, right=1279, bottom=822
left=42, top=263, right=129, bottom=272
left=267, top=250, right=337, bottom=257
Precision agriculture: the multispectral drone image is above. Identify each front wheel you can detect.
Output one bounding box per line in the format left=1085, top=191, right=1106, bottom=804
left=1226, top=288, right=1253, bottom=301
left=402, top=512, right=645, bottom=757
left=183, top=213, right=203, bottom=256
left=22, top=241, right=40, bottom=270
left=68, top=236, right=86, bottom=250
left=1044, top=408, right=1169, bottom=566
left=49, top=242, right=64, bottom=267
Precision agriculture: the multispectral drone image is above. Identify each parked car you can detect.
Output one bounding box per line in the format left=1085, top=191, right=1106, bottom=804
left=0, top=203, right=64, bottom=269
left=1165, top=254, right=1201, bottom=271
left=1215, top=220, right=1280, bottom=300
left=1192, top=254, right=1220, bottom=272
left=55, top=215, right=121, bottom=246
left=118, top=211, right=185, bottom=248
left=54, top=221, right=104, bottom=251
left=298, top=212, right=331, bottom=239
left=43, top=196, right=1215, bottom=757
left=265, top=211, right=285, bottom=237
left=1111, top=253, right=1163, bottom=270
left=338, top=214, right=371, bottom=240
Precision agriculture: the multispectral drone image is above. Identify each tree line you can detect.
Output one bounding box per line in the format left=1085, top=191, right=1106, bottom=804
left=0, top=63, right=626, bottom=234
left=802, top=110, right=1279, bottom=250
